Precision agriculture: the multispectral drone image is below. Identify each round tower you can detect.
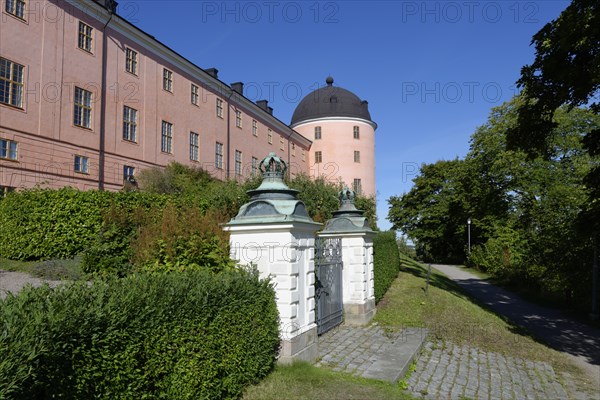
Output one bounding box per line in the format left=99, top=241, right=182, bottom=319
left=291, top=77, right=377, bottom=197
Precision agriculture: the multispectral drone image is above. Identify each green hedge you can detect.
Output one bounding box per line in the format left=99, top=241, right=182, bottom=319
left=373, top=231, right=401, bottom=303
left=0, top=188, right=168, bottom=261
left=0, top=268, right=279, bottom=399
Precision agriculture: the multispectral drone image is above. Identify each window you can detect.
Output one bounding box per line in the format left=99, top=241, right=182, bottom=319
left=123, top=165, right=135, bottom=181
left=252, top=119, right=257, bottom=136
left=122, top=106, right=137, bottom=142
left=0, top=139, right=17, bottom=160
left=302, top=149, right=305, bottom=162
left=353, top=126, right=360, bottom=139
left=353, top=178, right=362, bottom=194
left=191, top=84, right=199, bottom=105
left=292, top=143, right=296, bottom=157
left=215, top=142, right=223, bottom=169
left=235, top=150, right=242, bottom=175
left=354, top=150, right=360, bottom=163
left=314, top=126, right=322, bottom=140
left=315, top=151, right=322, bottom=164
left=251, top=156, right=258, bottom=175
left=5, top=0, right=25, bottom=19
left=235, top=110, right=242, bottom=128
left=190, top=132, right=199, bottom=161
left=78, top=21, right=93, bottom=53
left=0, top=57, right=24, bottom=108
left=74, top=155, right=89, bottom=174
left=279, top=136, right=284, bottom=151
left=267, top=129, right=272, bottom=144
left=74, top=87, right=92, bottom=128
left=216, top=98, right=223, bottom=118
left=163, top=68, right=173, bottom=92
left=125, top=48, right=138, bottom=75
left=0, top=186, right=15, bottom=198
left=161, top=120, right=173, bottom=153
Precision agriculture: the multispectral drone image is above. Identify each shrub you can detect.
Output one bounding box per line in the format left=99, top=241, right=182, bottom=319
left=132, top=205, right=234, bottom=273
left=466, top=226, right=526, bottom=280
left=0, top=268, right=279, bottom=399
left=0, top=188, right=108, bottom=260
left=0, top=188, right=169, bottom=262
left=373, top=231, right=401, bottom=303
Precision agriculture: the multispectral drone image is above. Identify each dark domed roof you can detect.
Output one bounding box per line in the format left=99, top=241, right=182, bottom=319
left=291, top=77, right=373, bottom=126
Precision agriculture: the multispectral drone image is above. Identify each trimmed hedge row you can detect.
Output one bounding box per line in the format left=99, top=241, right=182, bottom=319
left=0, top=269, right=279, bottom=399
left=373, top=230, right=401, bottom=303
left=0, top=188, right=169, bottom=261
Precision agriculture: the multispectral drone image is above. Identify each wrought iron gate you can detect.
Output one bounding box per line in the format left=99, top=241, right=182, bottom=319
left=315, top=237, right=343, bottom=335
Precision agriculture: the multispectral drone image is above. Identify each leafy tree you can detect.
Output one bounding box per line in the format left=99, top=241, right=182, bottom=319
left=388, top=159, right=468, bottom=263
left=507, top=0, right=600, bottom=232
left=388, top=96, right=600, bottom=306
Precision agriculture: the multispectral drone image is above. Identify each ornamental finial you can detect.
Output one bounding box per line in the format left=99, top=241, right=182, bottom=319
left=339, top=187, right=355, bottom=204
left=259, top=152, right=287, bottom=178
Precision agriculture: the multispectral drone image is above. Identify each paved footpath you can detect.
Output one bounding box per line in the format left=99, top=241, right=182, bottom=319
left=431, top=264, right=600, bottom=397
left=406, top=340, right=593, bottom=400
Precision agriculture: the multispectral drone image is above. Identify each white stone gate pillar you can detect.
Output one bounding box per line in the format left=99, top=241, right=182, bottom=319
left=223, top=153, right=321, bottom=363
left=320, top=189, right=376, bottom=325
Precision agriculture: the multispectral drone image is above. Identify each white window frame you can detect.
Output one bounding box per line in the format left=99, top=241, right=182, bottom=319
left=123, top=165, right=135, bottom=181
left=215, top=142, right=223, bottom=169
left=0, top=139, right=18, bottom=160
left=163, top=68, right=173, bottom=92
left=191, top=84, right=199, bottom=105
left=74, top=155, right=89, bottom=174
left=190, top=131, right=199, bottom=161
left=216, top=98, right=223, bottom=118
left=235, top=150, right=242, bottom=175
left=0, top=57, right=24, bottom=108
left=353, top=125, right=360, bottom=139
left=235, top=110, right=242, bottom=128
left=5, top=0, right=26, bottom=19
left=125, top=47, right=138, bottom=75
left=74, top=86, right=92, bottom=129
left=78, top=21, right=93, bottom=53
left=161, top=120, right=173, bottom=153
left=123, top=106, right=137, bottom=142
left=353, top=178, right=362, bottom=195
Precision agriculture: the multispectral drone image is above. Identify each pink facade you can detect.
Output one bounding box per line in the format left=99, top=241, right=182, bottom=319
left=293, top=119, right=376, bottom=197
left=0, top=0, right=310, bottom=193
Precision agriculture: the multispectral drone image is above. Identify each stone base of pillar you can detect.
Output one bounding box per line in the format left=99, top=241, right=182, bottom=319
left=343, top=299, right=376, bottom=325
left=277, top=326, right=318, bottom=364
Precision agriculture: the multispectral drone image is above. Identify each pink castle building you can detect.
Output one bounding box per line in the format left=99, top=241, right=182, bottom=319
left=0, top=0, right=376, bottom=197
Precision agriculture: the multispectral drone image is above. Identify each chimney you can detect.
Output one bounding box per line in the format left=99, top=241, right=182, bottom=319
left=231, top=82, right=244, bottom=95
left=268, top=106, right=274, bottom=115
left=256, top=100, right=269, bottom=112
left=205, top=68, right=219, bottom=79
left=98, top=0, right=118, bottom=13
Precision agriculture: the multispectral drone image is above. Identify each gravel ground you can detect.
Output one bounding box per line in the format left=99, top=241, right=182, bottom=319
left=0, top=270, right=63, bottom=299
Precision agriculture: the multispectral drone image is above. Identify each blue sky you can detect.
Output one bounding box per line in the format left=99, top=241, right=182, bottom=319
left=127, top=0, right=570, bottom=230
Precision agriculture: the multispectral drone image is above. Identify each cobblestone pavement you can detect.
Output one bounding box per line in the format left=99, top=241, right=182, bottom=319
left=407, top=340, right=598, bottom=400
left=316, top=323, right=408, bottom=376
left=317, top=324, right=598, bottom=399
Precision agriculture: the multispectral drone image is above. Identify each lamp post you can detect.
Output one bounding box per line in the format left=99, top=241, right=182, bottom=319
left=467, top=218, right=471, bottom=255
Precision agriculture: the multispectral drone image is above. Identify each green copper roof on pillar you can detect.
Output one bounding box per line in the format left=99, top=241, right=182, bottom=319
left=226, top=152, right=320, bottom=225
left=322, top=188, right=374, bottom=233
